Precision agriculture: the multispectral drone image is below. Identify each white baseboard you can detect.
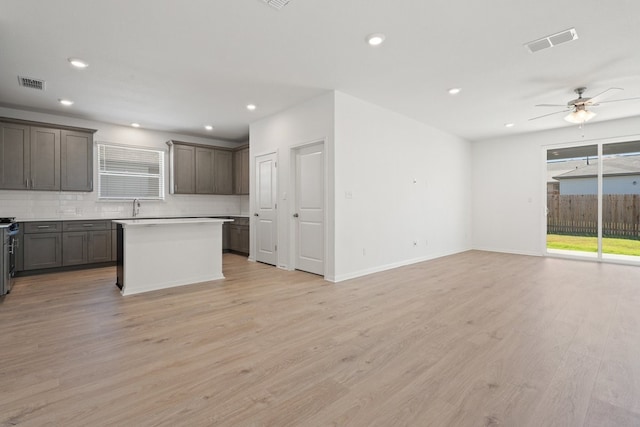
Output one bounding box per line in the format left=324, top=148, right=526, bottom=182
left=471, top=246, right=543, bottom=257
left=331, top=248, right=470, bottom=283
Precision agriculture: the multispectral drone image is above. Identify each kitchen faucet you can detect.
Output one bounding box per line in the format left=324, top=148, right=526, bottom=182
left=132, top=198, right=141, bottom=217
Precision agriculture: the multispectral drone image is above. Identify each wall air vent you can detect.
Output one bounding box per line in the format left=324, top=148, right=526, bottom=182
left=262, top=0, right=290, bottom=10
left=524, top=28, right=578, bottom=53
left=18, top=76, right=46, bottom=90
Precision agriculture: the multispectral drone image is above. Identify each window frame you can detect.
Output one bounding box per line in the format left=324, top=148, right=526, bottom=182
left=97, top=142, right=165, bottom=201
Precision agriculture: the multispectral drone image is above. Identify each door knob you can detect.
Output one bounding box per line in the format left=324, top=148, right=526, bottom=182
left=293, top=213, right=299, bottom=218
left=254, top=213, right=259, bottom=217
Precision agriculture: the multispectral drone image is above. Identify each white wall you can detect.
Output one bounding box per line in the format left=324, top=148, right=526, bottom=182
left=0, top=106, right=249, bottom=220
left=333, top=92, right=472, bottom=281
left=249, top=92, right=335, bottom=273
left=472, top=116, right=640, bottom=255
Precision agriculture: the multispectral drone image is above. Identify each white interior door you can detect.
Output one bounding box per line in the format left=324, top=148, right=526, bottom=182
left=294, top=143, right=324, bottom=275
left=255, top=152, right=277, bottom=265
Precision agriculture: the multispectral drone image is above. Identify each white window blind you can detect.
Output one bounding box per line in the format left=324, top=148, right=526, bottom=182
left=97, top=143, right=165, bottom=200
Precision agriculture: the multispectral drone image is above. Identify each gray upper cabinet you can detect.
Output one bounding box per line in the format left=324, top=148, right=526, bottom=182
left=61, top=130, right=93, bottom=191
left=0, top=118, right=95, bottom=192
left=170, top=141, right=235, bottom=195
left=30, top=127, right=60, bottom=191
left=234, top=146, right=249, bottom=195
left=173, top=144, right=195, bottom=194
left=0, top=122, right=30, bottom=190
left=214, top=149, right=233, bottom=195
left=195, top=147, right=215, bottom=194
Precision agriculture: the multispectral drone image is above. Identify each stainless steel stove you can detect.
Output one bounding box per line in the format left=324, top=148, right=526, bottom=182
left=1, top=218, right=19, bottom=296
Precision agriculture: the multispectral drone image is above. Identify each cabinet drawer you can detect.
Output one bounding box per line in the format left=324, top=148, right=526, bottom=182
left=23, top=221, right=62, bottom=234
left=63, top=220, right=109, bottom=232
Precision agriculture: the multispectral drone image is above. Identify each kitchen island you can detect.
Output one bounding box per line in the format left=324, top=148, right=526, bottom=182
left=112, top=218, right=231, bottom=296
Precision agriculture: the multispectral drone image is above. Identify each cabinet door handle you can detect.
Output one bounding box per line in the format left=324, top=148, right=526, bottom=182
left=37, top=225, right=50, bottom=229
left=83, top=224, right=94, bottom=227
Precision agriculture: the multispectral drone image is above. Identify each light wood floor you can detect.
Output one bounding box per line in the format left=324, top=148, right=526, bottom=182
left=1, top=251, right=640, bottom=426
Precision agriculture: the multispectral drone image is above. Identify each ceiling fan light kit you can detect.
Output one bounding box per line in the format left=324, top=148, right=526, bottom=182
left=564, top=108, right=596, bottom=124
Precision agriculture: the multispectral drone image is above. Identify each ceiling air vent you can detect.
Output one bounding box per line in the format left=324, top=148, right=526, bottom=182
left=524, top=28, right=578, bottom=53
left=18, top=76, right=46, bottom=91
left=262, top=0, right=290, bottom=10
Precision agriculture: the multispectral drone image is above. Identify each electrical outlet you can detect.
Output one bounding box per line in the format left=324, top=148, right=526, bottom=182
left=362, top=248, right=366, bottom=256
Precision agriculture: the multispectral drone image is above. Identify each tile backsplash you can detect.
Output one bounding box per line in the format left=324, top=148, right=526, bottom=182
left=0, top=190, right=249, bottom=220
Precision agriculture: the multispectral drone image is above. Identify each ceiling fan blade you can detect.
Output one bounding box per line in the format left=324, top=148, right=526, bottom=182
left=535, top=103, right=568, bottom=107
left=596, top=96, right=640, bottom=105
left=588, top=87, right=623, bottom=104
left=528, top=109, right=571, bottom=121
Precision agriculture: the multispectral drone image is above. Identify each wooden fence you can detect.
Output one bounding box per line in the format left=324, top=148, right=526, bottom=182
left=547, top=194, right=640, bottom=238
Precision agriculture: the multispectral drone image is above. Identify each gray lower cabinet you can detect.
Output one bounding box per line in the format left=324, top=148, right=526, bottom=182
left=111, top=228, right=117, bottom=261
left=229, top=217, right=249, bottom=255
left=222, top=221, right=230, bottom=251
left=88, top=230, right=111, bottom=263
left=23, top=231, right=63, bottom=270
left=63, top=232, right=88, bottom=265
left=19, top=220, right=113, bottom=272
left=62, top=231, right=112, bottom=265
left=22, top=222, right=63, bottom=273
left=62, top=221, right=111, bottom=266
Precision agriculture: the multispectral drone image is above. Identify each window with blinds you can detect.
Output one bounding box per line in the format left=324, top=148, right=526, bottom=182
left=97, top=143, right=165, bottom=200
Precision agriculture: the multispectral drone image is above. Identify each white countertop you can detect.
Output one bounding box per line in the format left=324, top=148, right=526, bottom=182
left=0, top=223, right=12, bottom=229
left=113, top=218, right=232, bottom=227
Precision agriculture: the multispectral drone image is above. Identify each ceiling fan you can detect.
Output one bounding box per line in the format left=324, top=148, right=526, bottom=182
left=529, top=87, right=640, bottom=124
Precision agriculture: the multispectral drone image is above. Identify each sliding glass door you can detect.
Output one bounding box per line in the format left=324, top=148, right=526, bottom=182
left=602, top=141, right=640, bottom=261
left=546, top=141, right=640, bottom=262
left=546, top=145, right=599, bottom=258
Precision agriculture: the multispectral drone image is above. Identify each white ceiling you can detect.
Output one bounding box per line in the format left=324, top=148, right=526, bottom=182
left=2, top=0, right=640, bottom=143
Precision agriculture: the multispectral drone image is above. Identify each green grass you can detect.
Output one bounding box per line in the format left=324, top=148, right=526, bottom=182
left=547, top=234, right=640, bottom=256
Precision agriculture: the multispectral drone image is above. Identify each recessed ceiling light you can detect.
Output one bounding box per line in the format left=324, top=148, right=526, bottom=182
left=448, top=88, right=462, bottom=95
left=246, top=104, right=257, bottom=111
left=131, top=123, right=141, bottom=128
left=504, top=123, right=515, bottom=128
left=68, top=58, right=89, bottom=69
left=58, top=99, right=74, bottom=106
left=366, top=33, right=386, bottom=46
left=205, top=125, right=214, bottom=131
